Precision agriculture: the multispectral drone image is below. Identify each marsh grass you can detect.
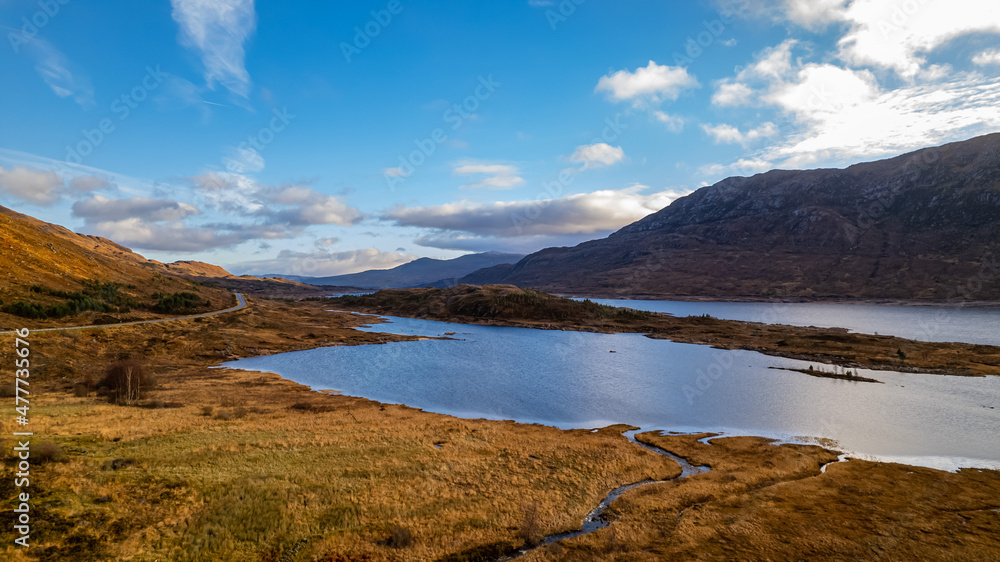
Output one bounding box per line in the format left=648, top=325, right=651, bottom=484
left=0, top=299, right=675, bottom=561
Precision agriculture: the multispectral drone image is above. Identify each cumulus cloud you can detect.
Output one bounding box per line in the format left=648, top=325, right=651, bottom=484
left=232, top=248, right=417, bottom=277
left=192, top=172, right=363, bottom=226
left=569, top=143, right=626, bottom=170
left=972, top=49, right=1000, bottom=66
left=83, top=219, right=288, bottom=252
left=711, top=82, right=754, bottom=106
left=0, top=166, right=64, bottom=205
left=383, top=185, right=687, bottom=238
left=453, top=163, right=525, bottom=190
left=706, top=30, right=1000, bottom=169
left=836, top=0, right=1000, bottom=79
left=72, top=195, right=201, bottom=223
left=595, top=61, right=699, bottom=106
left=701, top=122, right=778, bottom=146
left=257, top=185, right=364, bottom=226
left=171, top=0, right=257, bottom=99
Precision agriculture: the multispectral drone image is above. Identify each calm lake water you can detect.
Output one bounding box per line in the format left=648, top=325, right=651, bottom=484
left=576, top=299, right=1000, bottom=346
left=225, top=314, right=1000, bottom=471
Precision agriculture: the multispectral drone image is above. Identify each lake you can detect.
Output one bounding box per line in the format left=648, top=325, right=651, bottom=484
left=575, top=299, right=1000, bottom=346
left=225, top=313, right=1000, bottom=471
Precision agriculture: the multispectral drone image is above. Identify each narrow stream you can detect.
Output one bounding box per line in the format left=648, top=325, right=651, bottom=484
left=501, top=429, right=710, bottom=560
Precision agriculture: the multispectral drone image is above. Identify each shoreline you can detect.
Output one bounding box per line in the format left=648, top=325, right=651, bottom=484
left=556, top=293, right=1000, bottom=308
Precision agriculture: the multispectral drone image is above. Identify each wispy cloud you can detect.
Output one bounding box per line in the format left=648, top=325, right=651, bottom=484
left=453, top=162, right=525, bottom=190
left=170, top=0, right=257, bottom=99
left=19, top=37, right=95, bottom=108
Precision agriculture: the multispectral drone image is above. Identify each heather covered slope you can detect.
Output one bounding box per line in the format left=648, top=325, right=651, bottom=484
left=463, top=133, right=1000, bottom=300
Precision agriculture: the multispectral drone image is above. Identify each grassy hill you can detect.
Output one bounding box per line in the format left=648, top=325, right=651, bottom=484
left=0, top=205, right=233, bottom=328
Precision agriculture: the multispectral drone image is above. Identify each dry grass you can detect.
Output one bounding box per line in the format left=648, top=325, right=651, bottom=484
left=524, top=433, right=1000, bottom=560
left=0, top=298, right=675, bottom=561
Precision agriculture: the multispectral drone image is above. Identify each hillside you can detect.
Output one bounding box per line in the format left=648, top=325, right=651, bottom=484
left=0, top=205, right=233, bottom=327
left=282, top=251, right=523, bottom=289
left=459, top=134, right=1000, bottom=300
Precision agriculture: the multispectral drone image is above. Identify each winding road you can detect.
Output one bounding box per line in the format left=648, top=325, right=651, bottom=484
left=0, top=293, right=247, bottom=336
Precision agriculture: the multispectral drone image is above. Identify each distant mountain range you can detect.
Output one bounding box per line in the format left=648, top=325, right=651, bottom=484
left=452, top=133, right=1000, bottom=301
left=271, top=251, right=524, bottom=289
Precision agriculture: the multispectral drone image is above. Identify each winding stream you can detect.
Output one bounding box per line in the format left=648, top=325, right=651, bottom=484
left=502, top=429, right=710, bottom=559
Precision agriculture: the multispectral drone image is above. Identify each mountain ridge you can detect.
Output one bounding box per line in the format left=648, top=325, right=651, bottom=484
left=453, top=133, right=1000, bottom=301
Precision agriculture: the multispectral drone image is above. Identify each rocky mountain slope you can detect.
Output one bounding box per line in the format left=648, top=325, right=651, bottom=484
left=460, top=133, right=1000, bottom=300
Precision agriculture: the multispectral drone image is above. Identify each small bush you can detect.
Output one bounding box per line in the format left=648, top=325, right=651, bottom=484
left=214, top=410, right=233, bottom=421
left=385, top=525, right=413, bottom=549
left=201, top=405, right=214, bottom=417
left=518, top=501, right=543, bottom=547
left=36, top=442, right=64, bottom=463
left=73, top=384, right=89, bottom=397
left=99, top=359, right=154, bottom=405
left=0, top=383, right=15, bottom=397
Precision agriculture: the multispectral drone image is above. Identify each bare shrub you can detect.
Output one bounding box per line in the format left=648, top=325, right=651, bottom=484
left=214, top=410, right=232, bottom=421
left=518, top=501, right=543, bottom=547
left=201, top=405, right=214, bottom=417
left=73, top=383, right=89, bottom=397
left=385, top=525, right=413, bottom=549
left=100, top=359, right=155, bottom=405
left=36, top=442, right=64, bottom=463
left=0, top=383, right=15, bottom=398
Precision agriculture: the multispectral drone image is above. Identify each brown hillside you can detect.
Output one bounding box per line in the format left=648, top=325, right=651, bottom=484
left=0, top=205, right=233, bottom=328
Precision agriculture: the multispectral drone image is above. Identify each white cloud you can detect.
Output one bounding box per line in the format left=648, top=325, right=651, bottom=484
left=837, top=0, right=1000, bottom=78
left=192, top=172, right=363, bottom=226
left=716, top=0, right=848, bottom=30
left=701, top=122, right=778, bottom=146
left=569, top=143, right=626, bottom=170
left=71, top=194, right=289, bottom=252
left=784, top=0, right=849, bottom=29
left=233, top=248, right=418, bottom=277
left=384, top=185, right=687, bottom=238
left=82, top=218, right=288, bottom=253
left=711, top=82, right=754, bottom=106
left=973, top=49, right=1000, bottom=66
left=764, top=74, right=1000, bottom=167
left=72, top=195, right=201, bottom=222
left=0, top=166, right=64, bottom=205
left=383, top=167, right=408, bottom=178
left=653, top=111, right=685, bottom=133
left=170, top=0, right=257, bottom=98
left=595, top=61, right=699, bottom=106
left=259, top=185, right=364, bottom=226
left=699, top=158, right=773, bottom=178
left=453, top=163, right=525, bottom=190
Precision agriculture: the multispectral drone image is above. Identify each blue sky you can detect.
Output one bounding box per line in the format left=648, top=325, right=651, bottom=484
left=1, top=0, right=999, bottom=276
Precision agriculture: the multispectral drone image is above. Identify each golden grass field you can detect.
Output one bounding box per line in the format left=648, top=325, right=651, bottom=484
left=0, top=296, right=998, bottom=561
